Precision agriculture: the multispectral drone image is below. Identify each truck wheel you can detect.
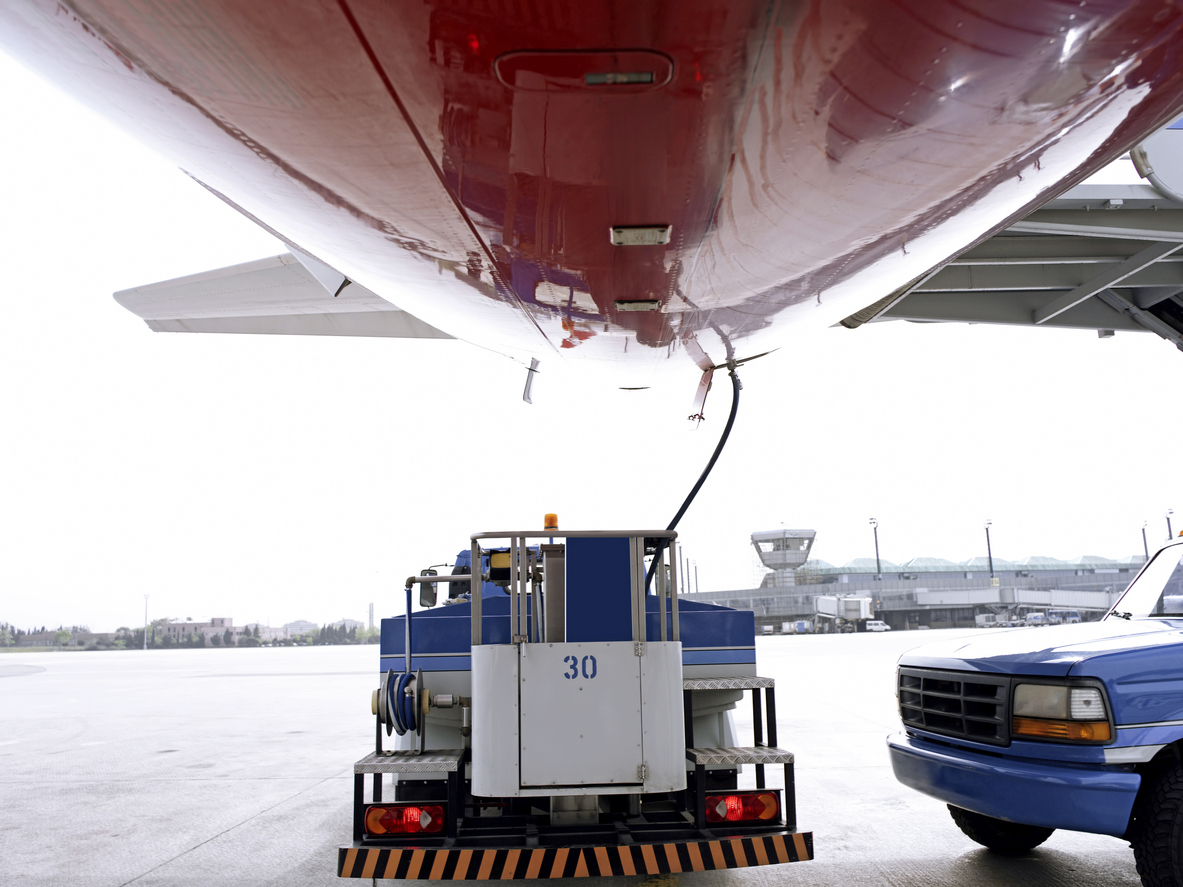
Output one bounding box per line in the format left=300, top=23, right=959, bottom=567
left=1130, top=762, right=1183, bottom=887
left=947, top=805, right=1054, bottom=854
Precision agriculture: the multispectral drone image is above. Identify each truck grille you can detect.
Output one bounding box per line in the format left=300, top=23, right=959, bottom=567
left=898, top=667, right=1010, bottom=746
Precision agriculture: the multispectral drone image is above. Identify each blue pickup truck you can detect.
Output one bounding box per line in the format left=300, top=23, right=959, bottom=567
left=888, top=538, right=1183, bottom=887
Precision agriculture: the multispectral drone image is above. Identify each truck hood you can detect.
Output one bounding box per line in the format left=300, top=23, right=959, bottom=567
left=898, top=620, right=1183, bottom=677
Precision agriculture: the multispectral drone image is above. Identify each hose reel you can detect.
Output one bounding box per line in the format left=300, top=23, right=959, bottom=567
left=378, top=667, right=426, bottom=737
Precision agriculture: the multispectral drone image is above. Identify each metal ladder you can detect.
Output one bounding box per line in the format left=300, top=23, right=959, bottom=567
left=683, top=676, right=796, bottom=831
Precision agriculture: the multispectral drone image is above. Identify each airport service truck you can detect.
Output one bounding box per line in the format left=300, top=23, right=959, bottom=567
left=339, top=524, right=812, bottom=880
left=888, top=537, right=1183, bottom=887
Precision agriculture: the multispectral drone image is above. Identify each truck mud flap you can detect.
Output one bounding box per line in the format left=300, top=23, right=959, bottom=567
left=338, top=832, right=813, bottom=879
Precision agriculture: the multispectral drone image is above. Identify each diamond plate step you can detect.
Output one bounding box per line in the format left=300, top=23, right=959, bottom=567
left=686, top=746, right=794, bottom=767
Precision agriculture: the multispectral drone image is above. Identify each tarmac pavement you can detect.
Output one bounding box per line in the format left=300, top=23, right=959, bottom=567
left=0, top=630, right=1143, bottom=886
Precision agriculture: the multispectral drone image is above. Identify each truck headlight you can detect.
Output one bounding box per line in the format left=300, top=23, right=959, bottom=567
left=1012, top=683, right=1111, bottom=742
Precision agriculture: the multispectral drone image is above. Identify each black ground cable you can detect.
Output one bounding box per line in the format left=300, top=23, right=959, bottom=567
left=645, top=365, right=742, bottom=593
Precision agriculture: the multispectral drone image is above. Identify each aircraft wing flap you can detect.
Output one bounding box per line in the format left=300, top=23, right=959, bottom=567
left=114, top=253, right=452, bottom=339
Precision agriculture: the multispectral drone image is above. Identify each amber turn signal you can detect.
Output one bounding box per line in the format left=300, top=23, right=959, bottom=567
left=1013, top=717, right=1111, bottom=742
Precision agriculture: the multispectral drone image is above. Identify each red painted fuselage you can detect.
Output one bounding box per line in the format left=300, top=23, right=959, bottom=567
left=4, top=0, right=1183, bottom=378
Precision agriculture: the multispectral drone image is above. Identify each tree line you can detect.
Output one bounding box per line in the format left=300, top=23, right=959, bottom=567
left=1, top=620, right=381, bottom=649
left=114, top=622, right=263, bottom=650
left=0, top=623, right=86, bottom=647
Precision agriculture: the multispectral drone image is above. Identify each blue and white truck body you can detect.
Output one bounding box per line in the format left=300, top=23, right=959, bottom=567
left=888, top=538, right=1183, bottom=885
left=339, top=528, right=813, bottom=880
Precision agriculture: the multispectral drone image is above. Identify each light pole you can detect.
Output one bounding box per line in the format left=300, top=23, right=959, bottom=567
left=984, top=520, right=995, bottom=579
left=1143, top=522, right=1150, bottom=561
left=1168, top=509, right=1175, bottom=541
left=869, top=518, right=881, bottom=579
left=142, top=595, right=149, bottom=651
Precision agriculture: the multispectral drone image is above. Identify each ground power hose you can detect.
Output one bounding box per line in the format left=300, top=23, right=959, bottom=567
left=389, top=672, right=417, bottom=736
left=645, top=365, right=742, bottom=593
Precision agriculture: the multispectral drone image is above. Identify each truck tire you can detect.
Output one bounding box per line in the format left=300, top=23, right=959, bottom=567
left=1130, top=762, right=1183, bottom=887
left=947, top=805, right=1054, bottom=854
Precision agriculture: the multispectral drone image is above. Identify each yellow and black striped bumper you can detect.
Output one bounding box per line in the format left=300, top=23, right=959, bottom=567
left=338, top=832, right=812, bottom=879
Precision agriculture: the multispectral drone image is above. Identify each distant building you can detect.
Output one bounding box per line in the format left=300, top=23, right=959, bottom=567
left=331, top=618, right=364, bottom=631
left=284, top=619, right=318, bottom=636
left=15, top=630, right=60, bottom=647
left=159, top=619, right=206, bottom=641
left=751, top=530, right=816, bottom=587
left=696, top=529, right=1147, bottom=631
left=245, top=622, right=289, bottom=641
left=160, top=617, right=246, bottom=643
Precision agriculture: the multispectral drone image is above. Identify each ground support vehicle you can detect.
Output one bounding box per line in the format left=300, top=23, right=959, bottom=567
left=815, top=596, right=875, bottom=633
left=887, top=538, right=1183, bottom=886
left=339, top=528, right=812, bottom=879
left=1047, top=609, right=1083, bottom=625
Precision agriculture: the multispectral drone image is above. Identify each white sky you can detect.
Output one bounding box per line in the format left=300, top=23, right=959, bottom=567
left=2, top=53, right=1182, bottom=633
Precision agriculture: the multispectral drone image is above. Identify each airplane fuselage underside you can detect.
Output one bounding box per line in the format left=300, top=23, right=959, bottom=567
left=5, top=0, right=1183, bottom=377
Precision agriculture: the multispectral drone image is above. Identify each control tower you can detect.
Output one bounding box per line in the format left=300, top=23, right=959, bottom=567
left=752, top=529, right=816, bottom=587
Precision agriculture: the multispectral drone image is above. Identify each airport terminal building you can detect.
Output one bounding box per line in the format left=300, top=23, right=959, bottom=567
left=691, top=529, right=1147, bottom=631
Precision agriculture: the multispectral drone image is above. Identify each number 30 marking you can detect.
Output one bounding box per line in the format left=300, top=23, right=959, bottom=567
left=561, top=655, right=597, bottom=680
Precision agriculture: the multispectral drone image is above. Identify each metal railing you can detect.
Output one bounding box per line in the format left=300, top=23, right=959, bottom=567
left=468, top=530, right=680, bottom=647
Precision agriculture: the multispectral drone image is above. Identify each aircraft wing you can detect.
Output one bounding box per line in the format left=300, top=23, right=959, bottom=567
left=114, top=252, right=452, bottom=339
left=843, top=181, right=1183, bottom=352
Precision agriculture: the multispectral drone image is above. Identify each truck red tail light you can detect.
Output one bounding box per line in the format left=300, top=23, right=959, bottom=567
left=704, top=791, right=779, bottom=823
left=364, top=804, right=445, bottom=835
